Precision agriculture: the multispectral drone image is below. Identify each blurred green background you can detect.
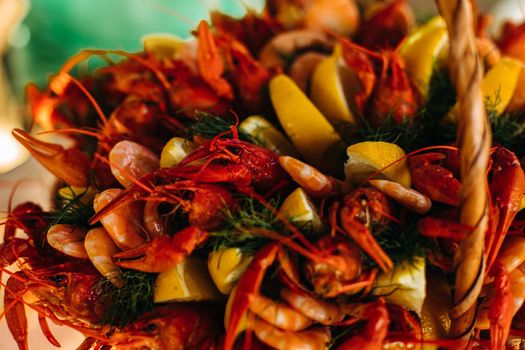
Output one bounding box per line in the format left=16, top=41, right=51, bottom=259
left=5, top=0, right=263, bottom=97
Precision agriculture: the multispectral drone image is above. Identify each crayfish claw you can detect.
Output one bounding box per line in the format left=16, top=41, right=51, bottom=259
left=114, top=227, right=208, bottom=273
left=12, top=128, right=89, bottom=187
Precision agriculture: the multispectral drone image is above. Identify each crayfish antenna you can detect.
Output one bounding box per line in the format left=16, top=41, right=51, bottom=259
left=12, top=129, right=90, bottom=187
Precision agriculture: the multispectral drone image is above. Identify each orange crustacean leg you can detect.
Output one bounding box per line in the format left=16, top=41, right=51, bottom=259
left=488, top=263, right=513, bottom=350
left=3, top=276, right=29, bottom=350
left=113, top=226, right=208, bottom=273
left=12, top=128, right=90, bottom=187
left=196, top=20, right=234, bottom=99
left=339, top=207, right=393, bottom=272
left=335, top=299, right=390, bottom=350
left=486, top=146, right=525, bottom=272
left=223, top=243, right=280, bottom=350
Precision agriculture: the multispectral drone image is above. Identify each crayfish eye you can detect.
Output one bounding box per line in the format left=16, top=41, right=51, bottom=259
left=229, top=147, right=240, bottom=155
left=143, top=322, right=159, bottom=334
left=49, top=275, right=67, bottom=287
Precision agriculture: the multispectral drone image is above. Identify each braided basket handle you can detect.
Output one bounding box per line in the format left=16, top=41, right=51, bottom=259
left=435, top=0, right=491, bottom=341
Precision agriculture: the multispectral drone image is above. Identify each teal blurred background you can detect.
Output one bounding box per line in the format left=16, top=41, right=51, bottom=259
left=5, top=0, right=263, bottom=97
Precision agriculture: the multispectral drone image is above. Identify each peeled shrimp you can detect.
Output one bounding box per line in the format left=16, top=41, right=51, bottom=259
left=93, top=188, right=146, bottom=250
left=248, top=293, right=313, bottom=331
left=84, top=227, right=123, bottom=287
left=108, top=140, right=159, bottom=188
left=47, top=224, right=88, bottom=259
left=252, top=318, right=330, bottom=350
left=280, top=287, right=345, bottom=325
left=369, top=179, right=431, bottom=214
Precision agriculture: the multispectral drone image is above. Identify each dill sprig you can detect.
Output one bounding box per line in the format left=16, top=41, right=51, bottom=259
left=188, top=112, right=255, bottom=143
left=98, top=269, right=156, bottom=328
left=369, top=213, right=430, bottom=267
left=485, top=94, right=525, bottom=153
left=210, top=195, right=283, bottom=252
left=49, top=187, right=94, bottom=227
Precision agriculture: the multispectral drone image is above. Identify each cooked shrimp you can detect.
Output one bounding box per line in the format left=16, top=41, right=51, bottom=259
left=280, top=287, right=345, bottom=325
left=108, top=140, right=160, bottom=187
left=368, top=179, right=431, bottom=214
left=248, top=293, right=313, bottom=331
left=267, top=0, right=359, bottom=37
left=289, top=52, right=326, bottom=92
left=143, top=200, right=168, bottom=238
left=259, top=30, right=334, bottom=70
left=46, top=224, right=88, bottom=259
left=252, top=318, right=330, bottom=350
left=93, top=188, right=146, bottom=250
left=84, top=227, right=123, bottom=287
left=279, top=156, right=350, bottom=196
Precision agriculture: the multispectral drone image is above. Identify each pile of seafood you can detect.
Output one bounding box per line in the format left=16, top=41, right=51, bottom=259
left=4, top=0, right=525, bottom=348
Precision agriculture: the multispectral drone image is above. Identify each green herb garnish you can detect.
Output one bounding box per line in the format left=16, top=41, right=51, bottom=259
left=188, top=112, right=255, bottom=142
left=98, top=269, right=156, bottom=328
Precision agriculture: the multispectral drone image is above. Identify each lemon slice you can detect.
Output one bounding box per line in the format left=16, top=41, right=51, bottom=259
left=270, top=74, right=342, bottom=174
left=481, top=57, right=523, bottom=114
left=447, top=56, right=523, bottom=121
left=160, top=137, right=196, bottom=168
left=420, top=269, right=452, bottom=349
left=279, top=188, right=322, bottom=234
left=142, top=33, right=184, bottom=58
left=208, top=248, right=253, bottom=295
left=310, top=45, right=357, bottom=126
left=344, top=141, right=411, bottom=187
left=57, top=186, right=97, bottom=205
left=154, top=257, right=223, bottom=303
left=399, top=16, right=448, bottom=97
left=239, top=115, right=299, bottom=157
left=372, top=257, right=426, bottom=314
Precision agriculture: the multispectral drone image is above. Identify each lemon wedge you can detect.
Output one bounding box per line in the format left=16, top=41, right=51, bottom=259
left=154, top=257, right=223, bottom=303
left=143, top=33, right=184, bottom=58
left=310, top=45, right=357, bottom=126
left=160, top=137, right=196, bottom=168
left=208, top=248, right=253, bottom=295
left=420, top=269, right=452, bottom=349
left=447, top=56, right=523, bottom=121
left=399, top=16, right=448, bottom=97
left=344, top=141, right=411, bottom=187
left=57, top=186, right=97, bottom=205
left=279, top=188, right=322, bottom=234
left=239, top=115, right=299, bottom=157
left=372, top=257, right=426, bottom=314
left=270, top=74, right=343, bottom=174
left=481, top=57, right=523, bottom=115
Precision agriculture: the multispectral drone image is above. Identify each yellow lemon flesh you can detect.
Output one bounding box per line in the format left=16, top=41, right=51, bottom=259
left=57, top=186, right=97, bottom=205
left=143, top=33, right=184, bottom=58
left=372, top=257, right=426, bottom=315
left=208, top=248, right=253, bottom=295
left=344, top=141, right=411, bottom=187
left=160, top=137, right=196, bottom=168
left=154, top=257, right=222, bottom=303
left=239, top=115, right=299, bottom=157
left=399, top=16, right=448, bottom=97
left=447, top=56, right=523, bottom=122
left=481, top=57, right=523, bottom=115
left=310, top=45, right=356, bottom=126
left=420, top=269, right=452, bottom=349
left=270, top=74, right=343, bottom=175
left=279, top=188, right=322, bottom=234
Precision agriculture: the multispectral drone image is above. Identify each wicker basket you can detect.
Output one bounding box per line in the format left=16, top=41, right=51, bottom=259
left=437, top=0, right=492, bottom=343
